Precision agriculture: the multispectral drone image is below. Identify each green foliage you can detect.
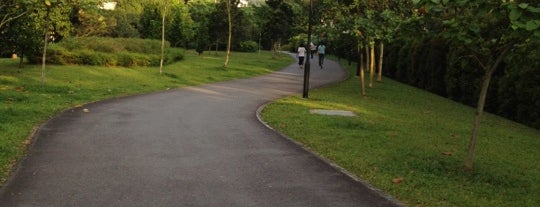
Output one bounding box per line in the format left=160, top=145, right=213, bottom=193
left=105, top=10, right=140, bottom=38
left=139, top=5, right=162, bottom=39
left=386, top=0, right=540, bottom=129
left=497, top=41, right=540, bottom=129
left=263, top=0, right=294, bottom=45
left=383, top=36, right=540, bottom=129
left=237, top=40, right=258, bottom=52
left=44, top=37, right=183, bottom=67
left=260, top=59, right=540, bottom=207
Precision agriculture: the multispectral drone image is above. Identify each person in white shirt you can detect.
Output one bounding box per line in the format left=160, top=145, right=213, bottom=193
left=309, top=42, right=316, bottom=59
left=297, top=44, right=307, bottom=69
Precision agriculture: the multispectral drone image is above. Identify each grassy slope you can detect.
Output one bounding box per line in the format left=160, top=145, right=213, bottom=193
left=0, top=50, right=294, bottom=184
left=260, top=58, right=539, bottom=207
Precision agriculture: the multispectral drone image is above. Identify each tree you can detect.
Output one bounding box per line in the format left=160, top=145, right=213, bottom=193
left=139, top=5, right=162, bottom=39
left=224, top=0, right=232, bottom=67
left=160, top=0, right=169, bottom=75
left=416, top=0, right=540, bottom=170
left=264, top=0, right=294, bottom=56
left=0, top=0, right=32, bottom=31
left=0, top=2, right=39, bottom=65
left=189, top=1, right=212, bottom=53
left=71, top=4, right=111, bottom=37
left=208, top=1, right=229, bottom=53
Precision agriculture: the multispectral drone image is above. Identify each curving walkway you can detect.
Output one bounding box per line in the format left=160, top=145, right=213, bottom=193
left=0, top=54, right=401, bottom=207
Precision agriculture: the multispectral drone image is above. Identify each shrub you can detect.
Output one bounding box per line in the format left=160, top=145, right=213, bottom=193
left=45, top=37, right=182, bottom=67
left=46, top=45, right=72, bottom=65
left=237, top=41, right=258, bottom=52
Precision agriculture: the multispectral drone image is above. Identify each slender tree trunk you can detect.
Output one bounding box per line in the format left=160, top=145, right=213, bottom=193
left=369, top=41, right=375, bottom=88
left=224, top=0, right=232, bottom=68
left=358, top=44, right=365, bottom=95
left=377, top=41, right=384, bottom=82
left=360, top=53, right=366, bottom=95
left=365, top=44, right=370, bottom=80
left=159, top=0, right=168, bottom=75
left=19, top=52, right=24, bottom=68
left=465, top=46, right=511, bottom=171
left=41, top=12, right=50, bottom=85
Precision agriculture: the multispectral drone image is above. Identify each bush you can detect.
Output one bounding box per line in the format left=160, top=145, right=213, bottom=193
left=237, top=41, right=258, bottom=52
left=45, top=37, right=183, bottom=67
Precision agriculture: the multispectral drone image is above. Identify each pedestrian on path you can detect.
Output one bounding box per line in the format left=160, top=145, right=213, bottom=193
left=309, top=42, right=316, bottom=59
left=297, top=44, right=307, bottom=69
left=317, top=42, right=326, bottom=69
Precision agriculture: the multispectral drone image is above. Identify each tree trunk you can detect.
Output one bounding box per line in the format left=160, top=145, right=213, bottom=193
left=365, top=45, right=369, bottom=80
left=159, top=0, right=168, bottom=75
left=41, top=12, right=50, bottom=85
left=465, top=45, right=511, bottom=171
left=19, top=52, right=24, bottom=68
left=369, top=41, right=375, bottom=88
left=358, top=44, right=365, bottom=95
left=224, top=0, right=232, bottom=68
left=360, top=53, right=366, bottom=95
left=377, top=41, right=384, bottom=82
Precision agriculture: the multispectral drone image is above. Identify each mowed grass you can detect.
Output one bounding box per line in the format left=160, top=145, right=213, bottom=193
left=0, top=50, right=294, bottom=184
left=260, top=58, right=539, bottom=207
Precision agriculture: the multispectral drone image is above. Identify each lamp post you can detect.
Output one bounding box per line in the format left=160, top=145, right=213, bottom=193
left=302, top=0, right=313, bottom=98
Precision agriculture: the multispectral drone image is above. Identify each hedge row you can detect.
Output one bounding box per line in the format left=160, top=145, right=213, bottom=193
left=32, top=37, right=183, bottom=67
left=382, top=39, right=540, bottom=129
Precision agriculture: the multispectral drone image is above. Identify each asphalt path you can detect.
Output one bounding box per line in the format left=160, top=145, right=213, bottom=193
left=0, top=54, right=402, bottom=206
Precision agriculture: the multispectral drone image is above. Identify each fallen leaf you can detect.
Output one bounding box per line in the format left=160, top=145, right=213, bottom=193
left=392, top=178, right=404, bottom=184
left=23, top=140, right=31, bottom=145
left=83, top=108, right=90, bottom=113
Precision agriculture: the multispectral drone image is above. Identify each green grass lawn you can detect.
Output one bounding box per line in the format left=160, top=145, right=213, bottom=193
left=0, top=50, right=294, bottom=184
left=260, top=58, right=539, bottom=207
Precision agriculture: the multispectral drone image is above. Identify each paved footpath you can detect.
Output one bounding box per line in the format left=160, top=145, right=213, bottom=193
left=0, top=54, right=402, bottom=207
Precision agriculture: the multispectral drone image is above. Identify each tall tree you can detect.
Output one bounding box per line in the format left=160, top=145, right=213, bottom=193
left=139, top=5, right=162, bottom=39
left=264, top=0, right=293, bottom=56
left=224, top=0, right=232, bottom=67
left=160, top=0, right=169, bottom=75
left=416, top=0, right=540, bottom=170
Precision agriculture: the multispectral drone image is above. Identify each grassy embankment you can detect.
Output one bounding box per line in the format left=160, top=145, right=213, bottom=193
left=0, top=50, right=294, bottom=184
left=260, top=57, right=539, bottom=207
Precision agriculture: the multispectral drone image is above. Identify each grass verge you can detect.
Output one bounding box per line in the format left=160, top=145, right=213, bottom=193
left=259, top=57, right=539, bottom=207
left=0, top=50, right=294, bottom=184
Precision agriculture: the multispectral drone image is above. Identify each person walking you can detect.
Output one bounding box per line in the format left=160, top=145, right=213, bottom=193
left=309, top=42, right=316, bottom=59
left=317, top=43, right=326, bottom=69
left=297, top=44, right=307, bottom=69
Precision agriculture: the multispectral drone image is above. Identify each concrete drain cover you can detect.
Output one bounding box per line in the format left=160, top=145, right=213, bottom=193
left=309, top=109, right=357, bottom=117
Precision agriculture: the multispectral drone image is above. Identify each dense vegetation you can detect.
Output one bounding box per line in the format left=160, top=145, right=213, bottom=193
left=383, top=38, right=540, bottom=129
left=44, top=37, right=183, bottom=67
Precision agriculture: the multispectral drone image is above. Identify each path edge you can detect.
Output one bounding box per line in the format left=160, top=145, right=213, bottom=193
left=255, top=103, right=406, bottom=207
